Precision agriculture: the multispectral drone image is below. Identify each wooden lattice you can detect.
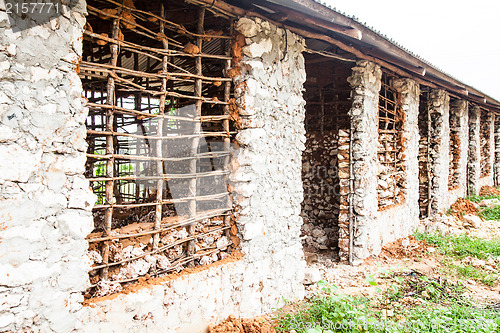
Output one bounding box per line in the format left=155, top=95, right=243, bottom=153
left=81, top=0, right=235, bottom=292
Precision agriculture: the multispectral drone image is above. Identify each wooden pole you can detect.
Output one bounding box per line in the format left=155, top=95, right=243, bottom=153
left=101, top=18, right=120, bottom=280
left=153, top=4, right=169, bottom=252
left=187, top=8, right=205, bottom=266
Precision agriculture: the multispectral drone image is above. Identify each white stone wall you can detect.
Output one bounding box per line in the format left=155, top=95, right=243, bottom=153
left=380, top=78, right=420, bottom=241
left=81, top=17, right=307, bottom=332
left=370, top=78, right=420, bottom=258
left=0, top=1, right=97, bottom=331
left=494, top=115, right=500, bottom=186
left=428, top=90, right=450, bottom=213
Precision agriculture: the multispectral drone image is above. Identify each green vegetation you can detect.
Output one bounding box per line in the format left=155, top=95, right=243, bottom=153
left=466, top=194, right=500, bottom=204
left=275, top=278, right=500, bottom=333
left=415, top=232, right=500, bottom=260
left=415, top=232, right=499, bottom=286
left=464, top=194, right=500, bottom=220
left=276, top=232, right=500, bottom=332
left=480, top=206, right=500, bottom=221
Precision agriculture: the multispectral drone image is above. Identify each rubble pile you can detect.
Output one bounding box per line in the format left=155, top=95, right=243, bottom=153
left=449, top=197, right=478, bottom=220
left=86, top=216, right=231, bottom=297
left=301, top=131, right=340, bottom=252
left=478, top=185, right=500, bottom=196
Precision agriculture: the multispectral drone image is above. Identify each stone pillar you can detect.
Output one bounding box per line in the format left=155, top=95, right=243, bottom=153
left=347, top=60, right=381, bottom=263
left=0, top=2, right=96, bottom=331
left=468, top=105, right=481, bottom=195
left=231, top=17, right=306, bottom=312
left=428, top=89, right=450, bottom=214
left=393, top=78, right=420, bottom=230
left=494, top=115, right=500, bottom=186
left=449, top=99, right=469, bottom=198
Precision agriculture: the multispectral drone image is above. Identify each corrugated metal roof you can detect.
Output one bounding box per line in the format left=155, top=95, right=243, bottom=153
left=258, top=0, right=500, bottom=109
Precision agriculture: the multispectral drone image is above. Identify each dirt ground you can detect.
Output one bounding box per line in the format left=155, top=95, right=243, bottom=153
left=208, top=315, right=276, bottom=333
left=211, top=232, right=499, bottom=332
left=211, top=191, right=500, bottom=332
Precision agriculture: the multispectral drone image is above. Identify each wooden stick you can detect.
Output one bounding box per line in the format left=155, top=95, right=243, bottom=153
left=90, top=225, right=230, bottom=270
left=87, top=170, right=230, bottom=182
left=88, top=209, right=229, bottom=242
left=99, top=0, right=233, bottom=40
left=86, top=150, right=230, bottom=162
left=86, top=129, right=232, bottom=140
left=187, top=8, right=205, bottom=267
left=153, top=4, right=168, bottom=253
left=80, top=61, right=232, bottom=82
left=93, top=192, right=229, bottom=210
left=83, top=30, right=232, bottom=60
left=101, top=18, right=120, bottom=280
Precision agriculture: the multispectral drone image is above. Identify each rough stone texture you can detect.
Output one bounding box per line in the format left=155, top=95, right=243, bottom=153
left=0, top=1, right=97, bottom=332
left=448, top=99, right=469, bottom=204
left=377, top=78, right=420, bottom=253
left=428, top=89, right=450, bottom=214
left=479, top=110, right=495, bottom=183
left=495, top=114, right=500, bottom=186
left=82, top=17, right=307, bottom=332
left=337, top=129, right=351, bottom=260
left=468, top=105, right=481, bottom=195
left=347, top=61, right=381, bottom=263
left=301, top=131, right=339, bottom=252
left=347, top=68, right=420, bottom=263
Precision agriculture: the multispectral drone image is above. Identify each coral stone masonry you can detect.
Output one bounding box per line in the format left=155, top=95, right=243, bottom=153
left=1, top=0, right=500, bottom=332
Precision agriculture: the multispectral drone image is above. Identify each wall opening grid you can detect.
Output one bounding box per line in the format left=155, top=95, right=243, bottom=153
left=480, top=109, right=491, bottom=178
left=418, top=90, right=430, bottom=218
left=81, top=0, right=236, bottom=297
left=449, top=98, right=461, bottom=190
left=377, top=72, right=405, bottom=209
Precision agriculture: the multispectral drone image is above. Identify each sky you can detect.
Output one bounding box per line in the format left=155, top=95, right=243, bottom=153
left=324, top=0, right=500, bottom=101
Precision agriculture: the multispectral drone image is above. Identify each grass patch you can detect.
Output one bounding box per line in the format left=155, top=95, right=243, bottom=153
left=443, top=261, right=499, bottom=287
left=275, top=279, right=500, bottom=333
left=480, top=206, right=500, bottom=221
left=416, top=232, right=499, bottom=286
left=464, top=194, right=500, bottom=220
left=465, top=194, right=500, bottom=204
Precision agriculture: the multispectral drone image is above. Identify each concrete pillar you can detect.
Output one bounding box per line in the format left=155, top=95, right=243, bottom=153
left=449, top=99, right=469, bottom=198
left=494, top=115, right=500, bottom=186
left=468, top=105, right=481, bottom=195
left=347, top=60, right=381, bottom=263
left=428, top=89, right=450, bottom=214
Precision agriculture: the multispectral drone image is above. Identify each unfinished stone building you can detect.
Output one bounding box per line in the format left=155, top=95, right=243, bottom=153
left=1, top=0, right=500, bottom=331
